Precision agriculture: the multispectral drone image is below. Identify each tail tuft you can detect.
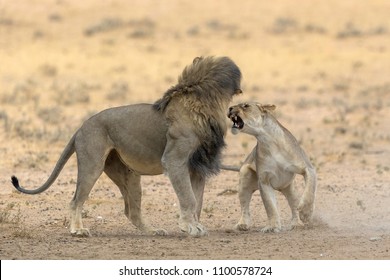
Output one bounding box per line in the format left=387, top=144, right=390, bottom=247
left=11, top=176, right=21, bottom=190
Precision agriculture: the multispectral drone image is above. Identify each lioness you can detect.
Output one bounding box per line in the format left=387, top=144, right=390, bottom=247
left=227, top=102, right=316, bottom=232
left=11, top=56, right=242, bottom=237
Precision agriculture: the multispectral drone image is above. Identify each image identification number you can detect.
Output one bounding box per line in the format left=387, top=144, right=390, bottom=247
left=212, top=266, right=272, bottom=276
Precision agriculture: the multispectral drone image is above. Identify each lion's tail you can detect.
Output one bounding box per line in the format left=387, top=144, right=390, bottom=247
left=11, top=134, right=76, bottom=194
left=220, top=164, right=240, bottom=172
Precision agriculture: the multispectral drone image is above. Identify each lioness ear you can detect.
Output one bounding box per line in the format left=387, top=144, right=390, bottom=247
left=263, top=104, right=276, bottom=111
left=256, top=103, right=276, bottom=113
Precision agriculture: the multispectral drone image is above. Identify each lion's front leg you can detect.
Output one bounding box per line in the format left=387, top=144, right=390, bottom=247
left=162, top=134, right=208, bottom=237
left=191, top=172, right=206, bottom=220
left=169, top=167, right=208, bottom=237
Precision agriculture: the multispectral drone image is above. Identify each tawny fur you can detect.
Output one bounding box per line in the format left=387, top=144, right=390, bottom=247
left=228, top=102, right=316, bottom=233
left=11, top=56, right=242, bottom=237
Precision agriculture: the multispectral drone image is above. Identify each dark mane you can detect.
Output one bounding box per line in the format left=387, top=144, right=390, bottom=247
left=153, top=56, right=242, bottom=178
left=153, top=56, right=242, bottom=112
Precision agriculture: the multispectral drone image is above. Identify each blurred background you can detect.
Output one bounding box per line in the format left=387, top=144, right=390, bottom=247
left=1, top=0, right=389, bottom=172
left=0, top=1, right=390, bottom=257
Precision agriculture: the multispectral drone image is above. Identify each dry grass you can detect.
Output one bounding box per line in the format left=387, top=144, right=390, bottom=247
left=0, top=202, right=33, bottom=239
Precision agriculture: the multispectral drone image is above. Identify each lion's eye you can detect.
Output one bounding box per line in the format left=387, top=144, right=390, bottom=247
left=243, top=104, right=249, bottom=109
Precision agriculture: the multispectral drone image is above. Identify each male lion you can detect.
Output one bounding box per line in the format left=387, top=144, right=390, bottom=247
left=227, top=102, right=316, bottom=233
left=11, top=56, right=242, bottom=237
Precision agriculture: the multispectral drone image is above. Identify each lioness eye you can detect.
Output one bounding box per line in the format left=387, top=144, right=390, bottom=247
left=243, top=104, right=249, bottom=108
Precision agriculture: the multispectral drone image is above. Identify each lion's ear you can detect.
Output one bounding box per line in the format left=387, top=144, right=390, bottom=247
left=192, top=56, right=203, bottom=64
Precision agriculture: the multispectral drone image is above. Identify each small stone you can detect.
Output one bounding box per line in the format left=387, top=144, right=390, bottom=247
left=369, top=237, right=382, bottom=242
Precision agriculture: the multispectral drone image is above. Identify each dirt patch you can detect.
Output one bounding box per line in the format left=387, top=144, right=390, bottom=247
left=1, top=0, right=390, bottom=260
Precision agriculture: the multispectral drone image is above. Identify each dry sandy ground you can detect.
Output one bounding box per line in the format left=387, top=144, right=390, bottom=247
left=1, top=0, right=390, bottom=260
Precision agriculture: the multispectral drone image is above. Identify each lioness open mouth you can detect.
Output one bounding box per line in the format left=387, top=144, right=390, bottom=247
left=230, top=114, right=244, bottom=130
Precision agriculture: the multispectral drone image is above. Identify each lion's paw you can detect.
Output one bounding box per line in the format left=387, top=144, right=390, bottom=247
left=234, top=223, right=250, bottom=231
left=137, top=223, right=168, bottom=236
left=259, top=226, right=281, bottom=233
left=153, top=228, right=169, bottom=236
left=286, top=217, right=300, bottom=231
left=71, top=228, right=91, bottom=237
left=181, top=223, right=208, bottom=237
left=298, top=202, right=314, bottom=224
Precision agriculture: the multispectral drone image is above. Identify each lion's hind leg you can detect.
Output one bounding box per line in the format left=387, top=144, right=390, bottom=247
left=69, top=127, right=114, bottom=237
left=70, top=160, right=104, bottom=237
left=104, top=152, right=168, bottom=236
